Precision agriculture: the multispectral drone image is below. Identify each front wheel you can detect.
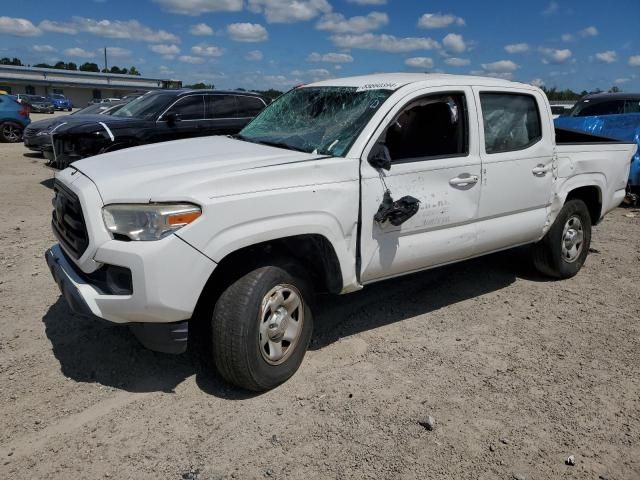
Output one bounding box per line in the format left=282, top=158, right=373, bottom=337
left=211, top=263, right=313, bottom=391
left=532, top=199, right=592, bottom=278
left=0, top=121, right=23, bottom=143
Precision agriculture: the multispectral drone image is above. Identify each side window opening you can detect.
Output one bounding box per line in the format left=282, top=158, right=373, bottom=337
left=207, top=95, right=238, bottom=119
left=164, top=95, right=205, bottom=120
left=382, top=93, right=468, bottom=162
left=480, top=93, right=542, bottom=154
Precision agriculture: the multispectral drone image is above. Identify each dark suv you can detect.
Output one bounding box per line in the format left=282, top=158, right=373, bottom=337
left=567, top=92, right=640, bottom=117
left=47, top=89, right=268, bottom=168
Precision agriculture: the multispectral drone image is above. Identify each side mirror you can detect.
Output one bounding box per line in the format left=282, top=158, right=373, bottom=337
left=165, top=112, right=180, bottom=126
left=368, top=143, right=392, bottom=171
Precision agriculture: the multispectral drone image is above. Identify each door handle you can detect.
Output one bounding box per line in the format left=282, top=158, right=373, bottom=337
left=532, top=164, right=548, bottom=177
left=449, top=174, right=479, bottom=187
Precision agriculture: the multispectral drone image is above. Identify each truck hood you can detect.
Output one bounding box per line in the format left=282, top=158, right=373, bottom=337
left=72, top=135, right=329, bottom=203
left=55, top=115, right=150, bottom=134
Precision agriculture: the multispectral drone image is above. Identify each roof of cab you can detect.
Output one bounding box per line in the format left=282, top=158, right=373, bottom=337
left=307, top=73, right=536, bottom=91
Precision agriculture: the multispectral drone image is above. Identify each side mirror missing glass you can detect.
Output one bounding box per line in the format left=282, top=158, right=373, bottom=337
left=368, top=142, right=392, bottom=171
left=165, top=112, right=180, bottom=126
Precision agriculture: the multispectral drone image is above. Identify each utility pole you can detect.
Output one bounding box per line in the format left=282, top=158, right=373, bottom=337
left=104, top=47, right=108, bottom=72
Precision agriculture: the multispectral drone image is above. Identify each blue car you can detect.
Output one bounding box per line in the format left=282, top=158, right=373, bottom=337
left=47, top=93, right=73, bottom=111
left=0, top=94, right=31, bottom=142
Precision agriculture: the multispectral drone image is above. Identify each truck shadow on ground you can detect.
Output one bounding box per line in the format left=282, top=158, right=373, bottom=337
left=42, top=247, right=547, bottom=398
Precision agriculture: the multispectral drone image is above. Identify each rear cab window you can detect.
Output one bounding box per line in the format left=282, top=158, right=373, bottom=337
left=479, top=93, right=542, bottom=153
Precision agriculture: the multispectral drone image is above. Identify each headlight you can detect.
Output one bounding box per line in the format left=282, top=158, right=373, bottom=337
left=102, top=203, right=201, bottom=241
left=36, top=130, right=51, bottom=136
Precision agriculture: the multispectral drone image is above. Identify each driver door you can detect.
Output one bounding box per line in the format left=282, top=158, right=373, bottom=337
left=359, top=87, right=482, bottom=283
left=154, top=94, right=206, bottom=142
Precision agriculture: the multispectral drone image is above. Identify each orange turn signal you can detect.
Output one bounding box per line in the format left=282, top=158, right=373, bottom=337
left=167, top=211, right=201, bottom=226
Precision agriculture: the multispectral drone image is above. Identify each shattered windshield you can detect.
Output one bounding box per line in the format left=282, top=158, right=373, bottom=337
left=238, top=86, right=393, bottom=156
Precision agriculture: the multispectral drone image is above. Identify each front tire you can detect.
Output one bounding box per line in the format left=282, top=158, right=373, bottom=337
left=211, top=263, right=313, bottom=391
left=532, top=199, right=592, bottom=278
left=0, top=121, right=23, bottom=143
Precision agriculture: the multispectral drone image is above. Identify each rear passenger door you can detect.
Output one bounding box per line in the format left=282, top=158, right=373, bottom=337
left=203, top=94, right=244, bottom=135
left=473, top=88, right=554, bottom=253
left=236, top=95, right=266, bottom=127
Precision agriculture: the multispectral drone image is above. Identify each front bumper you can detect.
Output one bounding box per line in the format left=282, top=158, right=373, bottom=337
left=46, top=238, right=216, bottom=353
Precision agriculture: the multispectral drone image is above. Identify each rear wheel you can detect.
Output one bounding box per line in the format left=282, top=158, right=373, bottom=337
left=0, top=122, right=23, bottom=143
left=211, top=263, right=313, bottom=391
left=532, top=199, right=592, bottom=278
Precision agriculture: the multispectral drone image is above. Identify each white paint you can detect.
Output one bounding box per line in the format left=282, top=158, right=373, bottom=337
left=49, top=73, right=637, bottom=325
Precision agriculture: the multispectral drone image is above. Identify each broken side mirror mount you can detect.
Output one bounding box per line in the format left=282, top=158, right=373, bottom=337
left=374, top=190, right=420, bottom=227
left=368, top=142, right=392, bottom=171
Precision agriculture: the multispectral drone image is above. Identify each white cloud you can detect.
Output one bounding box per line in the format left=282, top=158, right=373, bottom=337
left=442, top=33, right=466, bottom=53
left=154, top=0, right=242, bottom=15
left=629, top=55, right=640, bottom=67
left=245, top=50, right=264, bottom=61
left=31, top=44, right=57, bottom=53
left=307, top=52, right=354, bottom=63
left=227, top=22, right=269, bottom=42
left=417, top=13, right=465, bottom=29
left=405, top=57, right=434, bottom=69
left=486, top=72, right=514, bottom=80
left=190, top=23, right=214, bottom=35
left=561, top=33, right=574, bottom=42
left=594, top=50, right=616, bottom=63
left=530, top=78, right=545, bottom=87
left=614, top=78, right=629, bottom=85
left=248, top=0, right=332, bottom=24
left=191, top=43, right=224, bottom=57
left=178, top=55, right=206, bottom=64
left=316, top=12, right=388, bottom=34
left=0, top=16, right=41, bottom=36
left=64, top=47, right=96, bottom=58
left=38, top=20, right=77, bottom=34
left=540, top=48, right=572, bottom=64
left=149, top=44, right=181, bottom=55
left=105, top=47, right=132, bottom=57
left=347, top=0, right=386, bottom=4
left=505, top=43, right=529, bottom=54
left=40, top=17, right=180, bottom=43
left=444, top=57, right=470, bottom=66
left=481, top=60, right=518, bottom=72
left=159, top=65, right=175, bottom=74
left=331, top=33, right=439, bottom=52
left=580, top=26, right=598, bottom=37
left=542, top=1, right=559, bottom=15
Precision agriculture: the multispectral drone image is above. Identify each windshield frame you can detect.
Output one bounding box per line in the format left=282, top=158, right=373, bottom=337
left=237, top=86, right=394, bottom=157
left=111, top=92, right=176, bottom=120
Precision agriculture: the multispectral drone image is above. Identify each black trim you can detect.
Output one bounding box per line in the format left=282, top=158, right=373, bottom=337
left=52, top=180, right=89, bottom=259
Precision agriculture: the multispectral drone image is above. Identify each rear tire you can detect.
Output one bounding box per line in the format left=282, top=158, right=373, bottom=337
left=0, top=121, right=23, bottom=143
left=532, top=199, right=592, bottom=278
left=211, top=262, right=313, bottom=391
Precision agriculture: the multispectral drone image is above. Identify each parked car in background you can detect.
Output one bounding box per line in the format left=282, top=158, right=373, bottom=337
left=48, top=93, right=73, bottom=111
left=48, top=89, right=268, bottom=168
left=45, top=74, right=636, bottom=391
left=0, top=94, right=30, bottom=142
left=550, top=104, right=572, bottom=119
left=120, top=93, right=144, bottom=102
left=16, top=94, right=55, bottom=113
left=556, top=92, right=640, bottom=194
left=565, top=93, right=640, bottom=117
left=87, top=97, right=121, bottom=106
left=23, top=101, right=128, bottom=155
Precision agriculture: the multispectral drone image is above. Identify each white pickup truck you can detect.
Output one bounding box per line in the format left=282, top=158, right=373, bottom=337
left=45, top=74, right=636, bottom=391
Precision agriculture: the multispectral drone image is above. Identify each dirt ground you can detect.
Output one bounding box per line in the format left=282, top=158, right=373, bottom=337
left=1, top=116, right=639, bottom=479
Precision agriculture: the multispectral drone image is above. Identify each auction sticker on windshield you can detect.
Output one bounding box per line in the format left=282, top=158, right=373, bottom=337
left=356, top=82, right=401, bottom=92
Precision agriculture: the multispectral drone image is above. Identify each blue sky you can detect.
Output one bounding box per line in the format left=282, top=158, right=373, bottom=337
left=1, top=0, right=639, bottom=91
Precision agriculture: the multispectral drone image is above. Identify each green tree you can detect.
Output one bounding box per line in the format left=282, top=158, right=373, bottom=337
left=127, top=66, right=141, bottom=76
left=66, top=62, right=77, bottom=71
left=79, top=62, right=100, bottom=72
left=185, top=82, right=214, bottom=89
left=54, top=61, right=67, bottom=70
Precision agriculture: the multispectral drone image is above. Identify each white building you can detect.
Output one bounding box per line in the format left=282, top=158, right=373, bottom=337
left=0, top=65, right=180, bottom=106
